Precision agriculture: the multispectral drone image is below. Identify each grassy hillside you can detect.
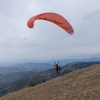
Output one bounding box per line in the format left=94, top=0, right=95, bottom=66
left=0, top=64, right=100, bottom=100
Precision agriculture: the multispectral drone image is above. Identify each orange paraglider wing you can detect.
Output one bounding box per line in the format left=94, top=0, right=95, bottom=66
left=27, top=12, right=74, bottom=34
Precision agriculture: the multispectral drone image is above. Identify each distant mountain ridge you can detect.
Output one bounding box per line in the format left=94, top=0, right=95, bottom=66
left=0, top=62, right=54, bottom=74
left=48, top=57, right=100, bottom=65
left=0, top=62, right=54, bottom=85
left=0, top=71, right=37, bottom=84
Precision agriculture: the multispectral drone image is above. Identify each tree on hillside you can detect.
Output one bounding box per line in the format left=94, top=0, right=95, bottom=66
left=28, top=82, right=36, bottom=87
left=42, top=80, right=46, bottom=83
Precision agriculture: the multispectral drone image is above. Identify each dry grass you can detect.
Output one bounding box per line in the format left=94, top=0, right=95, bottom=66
left=0, top=64, right=100, bottom=100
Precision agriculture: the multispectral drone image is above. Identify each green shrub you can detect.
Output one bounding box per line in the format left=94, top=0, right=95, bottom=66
left=28, top=82, right=36, bottom=87
left=42, top=80, right=46, bottom=83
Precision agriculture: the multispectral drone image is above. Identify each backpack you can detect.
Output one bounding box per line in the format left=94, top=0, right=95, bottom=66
left=58, top=64, right=61, bottom=70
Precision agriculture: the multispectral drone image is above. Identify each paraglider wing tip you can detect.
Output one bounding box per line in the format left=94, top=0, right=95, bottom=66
left=27, top=17, right=35, bottom=28
left=68, top=31, right=74, bottom=35
left=28, top=26, right=33, bottom=28
left=27, top=22, right=34, bottom=28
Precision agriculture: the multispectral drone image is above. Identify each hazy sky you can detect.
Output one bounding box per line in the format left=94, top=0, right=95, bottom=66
left=0, top=0, right=100, bottom=63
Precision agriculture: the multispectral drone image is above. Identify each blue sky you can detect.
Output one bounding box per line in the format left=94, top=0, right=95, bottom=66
left=0, top=0, right=100, bottom=63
